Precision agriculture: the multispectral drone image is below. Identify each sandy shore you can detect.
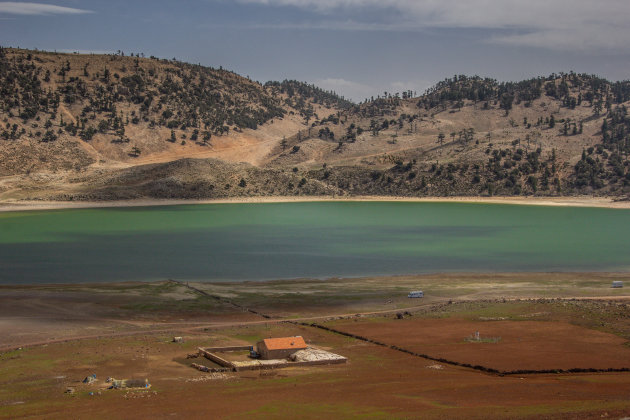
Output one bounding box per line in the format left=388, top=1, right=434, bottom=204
left=1, top=195, right=629, bottom=212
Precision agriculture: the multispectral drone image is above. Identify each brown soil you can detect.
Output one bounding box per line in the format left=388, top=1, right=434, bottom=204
left=3, top=323, right=630, bottom=420
left=329, top=317, right=630, bottom=371
left=0, top=284, right=261, bottom=350
left=2, top=277, right=630, bottom=418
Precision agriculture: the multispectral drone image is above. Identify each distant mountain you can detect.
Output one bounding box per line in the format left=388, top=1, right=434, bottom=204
left=1, top=48, right=629, bottom=201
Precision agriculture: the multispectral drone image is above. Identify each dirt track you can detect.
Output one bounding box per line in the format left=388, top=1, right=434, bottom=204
left=3, top=294, right=628, bottom=354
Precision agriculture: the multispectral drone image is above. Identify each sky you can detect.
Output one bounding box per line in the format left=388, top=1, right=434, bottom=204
left=1, top=0, right=630, bottom=102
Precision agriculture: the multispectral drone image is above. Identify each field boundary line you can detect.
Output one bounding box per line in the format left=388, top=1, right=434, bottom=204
left=293, top=321, right=630, bottom=377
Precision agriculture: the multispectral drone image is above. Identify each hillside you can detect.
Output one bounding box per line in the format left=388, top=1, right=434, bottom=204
left=0, top=47, right=349, bottom=169
left=267, top=74, right=630, bottom=198
left=1, top=48, right=629, bottom=201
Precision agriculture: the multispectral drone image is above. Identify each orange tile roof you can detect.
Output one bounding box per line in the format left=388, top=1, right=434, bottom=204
left=262, top=336, right=307, bottom=351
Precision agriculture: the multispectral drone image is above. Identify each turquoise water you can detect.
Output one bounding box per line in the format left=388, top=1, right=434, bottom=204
left=0, top=202, right=629, bottom=284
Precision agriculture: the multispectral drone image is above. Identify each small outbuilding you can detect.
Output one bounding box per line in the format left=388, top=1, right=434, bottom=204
left=256, top=336, right=307, bottom=360
left=612, top=281, right=624, bottom=288
left=408, top=291, right=424, bottom=298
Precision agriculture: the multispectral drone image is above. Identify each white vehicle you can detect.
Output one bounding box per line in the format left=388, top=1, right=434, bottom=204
left=408, top=291, right=424, bottom=298
left=612, top=281, right=624, bottom=288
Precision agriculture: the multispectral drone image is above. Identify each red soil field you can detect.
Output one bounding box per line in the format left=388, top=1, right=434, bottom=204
left=4, top=320, right=630, bottom=419
left=328, top=318, right=630, bottom=371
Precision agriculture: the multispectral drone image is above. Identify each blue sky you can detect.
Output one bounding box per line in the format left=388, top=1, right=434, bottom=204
left=1, top=0, right=630, bottom=101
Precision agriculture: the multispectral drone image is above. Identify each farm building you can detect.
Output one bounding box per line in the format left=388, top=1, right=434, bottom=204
left=612, top=281, right=624, bottom=288
left=256, top=336, right=307, bottom=360
left=408, top=291, right=424, bottom=298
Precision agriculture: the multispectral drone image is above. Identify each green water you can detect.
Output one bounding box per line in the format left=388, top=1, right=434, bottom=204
left=0, top=202, right=629, bottom=284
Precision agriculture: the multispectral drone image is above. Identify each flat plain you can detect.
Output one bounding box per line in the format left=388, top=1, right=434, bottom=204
left=1, top=273, right=630, bottom=419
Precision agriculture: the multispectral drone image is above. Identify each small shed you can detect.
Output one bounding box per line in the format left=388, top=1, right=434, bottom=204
left=408, top=291, right=424, bottom=298
left=256, top=336, right=307, bottom=360
left=612, top=281, right=624, bottom=288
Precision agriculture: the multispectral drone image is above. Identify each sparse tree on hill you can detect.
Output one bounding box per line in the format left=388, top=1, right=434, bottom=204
left=437, top=132, right=445, bottom=146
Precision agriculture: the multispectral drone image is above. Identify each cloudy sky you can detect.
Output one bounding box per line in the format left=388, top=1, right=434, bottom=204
left=1, top=0, right=629, bottom=101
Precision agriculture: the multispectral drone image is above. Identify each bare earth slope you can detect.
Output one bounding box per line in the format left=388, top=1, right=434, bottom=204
left=1, top=48, right=629, bottom=201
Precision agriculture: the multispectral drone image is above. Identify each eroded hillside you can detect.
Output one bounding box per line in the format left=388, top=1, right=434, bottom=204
left=1, top=48, right=629, bottom=201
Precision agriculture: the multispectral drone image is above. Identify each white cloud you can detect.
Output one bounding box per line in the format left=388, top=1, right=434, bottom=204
left=239, top=0, right=630, bottom=50
left=490, top=25, right=630, bottom=51
left=0, top=2, right=92, bottom=15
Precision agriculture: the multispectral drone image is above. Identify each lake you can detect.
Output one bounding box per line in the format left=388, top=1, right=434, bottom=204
left=0, top=202, right=629, bottom=284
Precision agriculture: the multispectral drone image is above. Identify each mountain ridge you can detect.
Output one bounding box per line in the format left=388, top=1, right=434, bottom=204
left=1, top=47, right=629, bottom=201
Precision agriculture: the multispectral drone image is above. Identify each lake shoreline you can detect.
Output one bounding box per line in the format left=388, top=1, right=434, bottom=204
left=1, top=195, right=629, bottom=212
left=1, top=271, right=629, bottom=289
